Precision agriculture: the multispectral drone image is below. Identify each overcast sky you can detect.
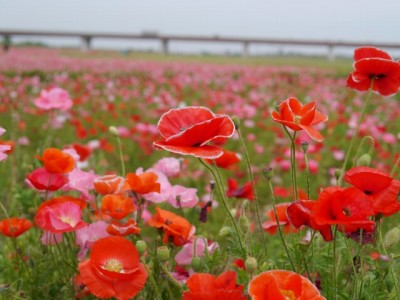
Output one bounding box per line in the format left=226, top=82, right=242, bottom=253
left=1, top=0, right=400, bottom=54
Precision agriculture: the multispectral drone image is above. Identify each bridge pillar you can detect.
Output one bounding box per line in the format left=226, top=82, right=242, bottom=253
left=161, top=38, right=169, bottom=55
left=2, top=34, right=11, bottom=52
left=242, top=42, right=250, bottom=58
left=327, top=45, right=335, bottom=61
left=81, top=36, right=92, bottom=51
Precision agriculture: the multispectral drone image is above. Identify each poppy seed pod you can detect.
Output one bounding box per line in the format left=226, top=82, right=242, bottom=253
left=157, top=246, right=170, bottom=262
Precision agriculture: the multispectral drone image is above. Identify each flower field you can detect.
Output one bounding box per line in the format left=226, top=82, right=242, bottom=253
left=0, top=47, right=399, bottom=299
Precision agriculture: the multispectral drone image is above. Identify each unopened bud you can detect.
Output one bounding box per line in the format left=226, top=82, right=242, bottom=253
left=384, top=227, right=400, bottom=248
left=245, top=257, right=258, bottom=273
left=239, top=216, right=250, bottom=233
left=157, top=246, right=170, bottom=262
left=209, top=180, right=215, bottom=191
left=231, top=116, right=240, bottom=130
left=356, top=154, right=371, bottom=167
left=301, top=141, right=309, bottom=153
left=219, top=226, right=234, bottom=238
left=191, top=256, right=203, bottom=272
left=136, top=240, right=147, bottom=254
left=334, top=169, right=342, bottom=181
left=109, top=126, right=119, bottom=137
left=262, top=168, right=274, bottom=181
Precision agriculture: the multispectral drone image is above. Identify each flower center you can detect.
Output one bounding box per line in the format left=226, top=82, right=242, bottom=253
left=294, top=115, right=302, bottom=124
left=369, top=73, right=386, bottom=79
left=280, top=289, right=296, bottom=300
left=103, top=259, right=123, bottom=273
left=342, top=207, right=351, bottom=217
left=60, top=215, right=75, bottom=226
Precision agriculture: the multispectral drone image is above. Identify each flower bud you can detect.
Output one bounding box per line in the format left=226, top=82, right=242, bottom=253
left=239, top=216, right=250, bottom=233
left=231, top=116, right=240, bottom=130
left=245, top=256, right=258, bottom=273
left=384, top=227, right=400, bottom=248
left=157, top=246, right=170, bottom=262
left=109, top=126, right=119, bottom=137
left=262, top=168, right=274, bottom=181
left=301, top=141, right=309, bottom=153
left=356, top=154, right=371, bottom=167
left=136, top=240, right=147, bottom=254
left=191, top=256, right=203, bottom=272
left=334, top=169, right=342, bottom=181
left=219, top=226, right=234, bottom=238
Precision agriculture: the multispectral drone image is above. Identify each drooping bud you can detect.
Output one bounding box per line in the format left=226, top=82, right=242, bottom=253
left=157, top=246, right=170, bottom=262
left=239, top=216, right=250, bottom=234
left=334, top=169, right=342, bottom=181
left=231, top=116, right=240, bottom=130
left=301, top=141, right=309, bottom=153
left=136, top=240, right=147, bottom=255
left=245, top=256, right=258, bottom=273
left=219, top=226, right=234, bottom=238
left=190, top=256, right=203, bottom=272
left=356, top=154, right=372, bottom=167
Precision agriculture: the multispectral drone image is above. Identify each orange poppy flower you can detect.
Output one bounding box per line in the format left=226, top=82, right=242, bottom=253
left=153, top=106, right=235, bottom=159
left=38, top=148, right=75, bottom=174
left=183, top=271, right=246, bottom=300
left=106, top=218, right=141, bottom=236
left=346, top=47, right=400, bottom=96
left=263, top=203, right=297, bottom=235
left=249, top=270, right=325, bottom=300
left=271, top=97, right=328, bottom=142
left=0, top=218, right=33, bottom=237
left=148, top=207, right=192, bottom=246
left=101, top=194, right=134, bottom=220
left=78, top=236, right=148, bottom=300
left=124, top=172, right=160, bottom=194
left=206, top=148, right=241, bottom=169
left=94, top=174, right=125, bottom=195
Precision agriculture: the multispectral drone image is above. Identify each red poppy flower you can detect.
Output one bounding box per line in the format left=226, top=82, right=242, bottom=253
left=26, top=167, right=68, bottom=191
left=153, top=106, right=235, bottom=159
left=0, top=218, right=33, bottom=237
left=271, top=97, right=328, bottom=142
left=94, top=174, right=125, bottom=195
left=249, top=270, right=325, bottom=300
left=344, top=166, right=400, bottom=216
left=124, top=172, right=160, bottom=194
left=312, top=187, right=375, bottom=233
left=101, top=194, right=135, bottom=220
left=148, top=207, right=192, bottom=246
left=78, top=236, right=147, bottom=300
left=183, top=271, right=246, bottom=300
left=346, top=47, right=400, bottom=96
left=226, top=178, right=254, bottom=200
left=71, top=143, right=91, bottom=162
left=206, top=148, right=241, bottom=168
left=287, top=200, right=332, bottom=241
left=38, top=148, right=75, bottom=174
left=106, top=218, right=141, bottom=236
left=263, top=203, right=297, bottom=235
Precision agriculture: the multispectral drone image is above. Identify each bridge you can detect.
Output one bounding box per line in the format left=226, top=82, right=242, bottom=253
left=2, top=29, right=400, bottom=60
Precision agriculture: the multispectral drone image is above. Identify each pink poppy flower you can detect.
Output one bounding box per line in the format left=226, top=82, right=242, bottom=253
left=175, top=239, right=219, bottom=265
left=34, top=87, right=73, bottom=111
left=152, top=157, right=181, bottom=178
left=167, top=185, right=199, bottom=208
left=75, top=221, right=109, bottom=260
left=0, top=127, right=10, bottom=162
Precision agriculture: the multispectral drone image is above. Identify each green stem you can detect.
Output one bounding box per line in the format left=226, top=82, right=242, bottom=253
left=142, top=259, right=162, bottom=300
left=332, top=226, right=338, bottom=300
left=303, top=151, right=311, bottom=199
left=199, top=159, right=247, bottom=258
left=390, top=155, right=400, bottom=178
left=236, top=127, right=268, bottom=256
left=161, top=264, right=184, bottom=293
left=116, top=135, right=125, bottom=177
left=343, top=235, right=358, bottom=300
left=267, top=179, right=296, bottom=271
left=338, top=87, right=373, bottom=186
left=283, top=127, right=298, bottom=200
left=378, top=221, right=400, bottom=298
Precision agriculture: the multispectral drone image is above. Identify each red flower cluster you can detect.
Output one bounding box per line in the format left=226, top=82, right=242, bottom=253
left=347, top=46, right=400, bottom=96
